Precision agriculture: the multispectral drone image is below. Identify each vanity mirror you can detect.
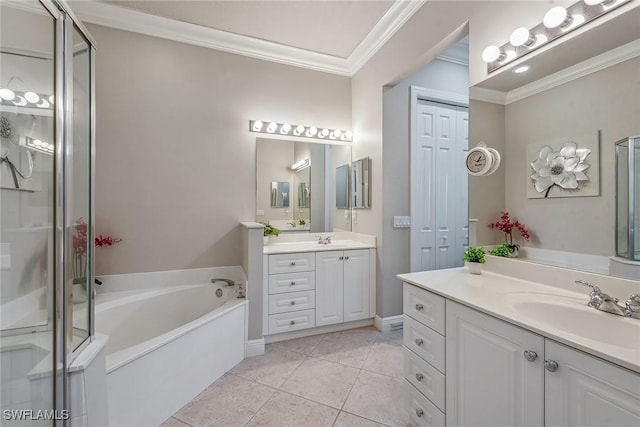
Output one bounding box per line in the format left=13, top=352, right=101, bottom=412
left=352, top=157, right=371, bottom=209
left=469, top=5, right=640, bottom=278
left=256, top=137, right=352, bottom=232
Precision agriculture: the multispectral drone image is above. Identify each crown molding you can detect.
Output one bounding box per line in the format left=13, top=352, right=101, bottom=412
left=435, top=54, right=469, bottom=67
left=469, top=87, right=507, bottom=105
left=505, top=38, right=640, bottom=104
left=68, top=0, right=425, bottom=77
left=347, top=0, right=428, bottom=74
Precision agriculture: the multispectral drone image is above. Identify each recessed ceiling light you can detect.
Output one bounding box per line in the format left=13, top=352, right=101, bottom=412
left=513, top=65, right=530, bottom=74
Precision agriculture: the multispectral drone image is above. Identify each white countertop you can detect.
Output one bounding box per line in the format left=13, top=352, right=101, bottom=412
left=264, top=239, right=376, bottom=255
left=398, top=268, right=640, bottom=374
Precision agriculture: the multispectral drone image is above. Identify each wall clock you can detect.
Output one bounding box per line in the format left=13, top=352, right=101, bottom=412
left=465, top=142, right=501, bottom=176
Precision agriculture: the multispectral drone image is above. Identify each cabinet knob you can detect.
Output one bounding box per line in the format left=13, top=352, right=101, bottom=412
left=345, top=256, right=350, bottom=260
left=415, top=303, right=424, bottom=311
left=290, top=320, right=296, bottom=325
left=415, top=338, right=424, bottom=346
left=290, top=301, right=296, bottom=305
left=416, top=409, right=424, bottom=418
left=415, top=373, right=424, bottom=381
left=290, top=281, right=296, bottom=286
left=339, top=256, right=344, bottom=260
left=290, top=262, right=296, bottom=266
left=544, top=359, right=559, bottom=372
left=523, top=350, right=538, bottom=362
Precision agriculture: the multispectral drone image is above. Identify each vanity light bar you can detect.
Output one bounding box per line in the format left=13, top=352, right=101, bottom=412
left=25, top=136, right=54, bottom=155
left=0, top=88, right=54, bottom=109
left=249, top=120, right=352, bottom=142
left=483, top=0, right=630, bottom=73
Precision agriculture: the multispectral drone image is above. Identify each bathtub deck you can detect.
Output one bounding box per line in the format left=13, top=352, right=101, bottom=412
left=162, top=326, right=407, bottom=427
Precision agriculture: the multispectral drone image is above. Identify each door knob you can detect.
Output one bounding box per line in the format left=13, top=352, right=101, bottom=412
left=544, top=359, right=559, bottom=372
left=523, top=350, right=538, bottom=362
left=415, top=338, right=424, bottom=346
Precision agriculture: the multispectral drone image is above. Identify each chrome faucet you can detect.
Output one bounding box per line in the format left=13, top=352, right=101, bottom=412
left=211, top=278, right=235, bottom=287
left=624, top=294, right=640, bottom=319
left=575, top=280, right=626, bottom=316
left=314, top=235, right=332, bottom=245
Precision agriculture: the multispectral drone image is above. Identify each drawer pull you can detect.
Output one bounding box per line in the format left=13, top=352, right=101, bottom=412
left=345, top=256, right=350, bottom=260
left=415, top=338, right=424, bottom=346
left=524, top=350, right=538, bottom=362
left=290, top=281, right=296, bottom=286
left=290, top=320, right=296, bottom=325
left=415, top=373, right=424, bottom=381
left=544, top=359, right=559, bottom=372
left=290, top=301, right=296, bottom=305
left=339, top=256, right=344, bottom=260
left=415, top=303, right=424, bottom=311
left=290, top=262, right=296, bottom=266
left=416, top=409, right=424, bottom=418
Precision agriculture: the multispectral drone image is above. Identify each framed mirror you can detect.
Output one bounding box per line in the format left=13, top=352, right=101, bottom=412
left=256, top=137, right=352, bottom=232
left=352, top=157, right=371, bottom=209
left=335, top=164, right=349, bottom=209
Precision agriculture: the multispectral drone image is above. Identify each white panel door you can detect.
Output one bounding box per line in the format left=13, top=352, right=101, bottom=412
left=455, top=108, right=469, bottom=266
left=411, top=102, right=437, bottom=272
left=545, top=340, right=640, bottom=427
left=343, top=249, right=370, bottom=322
left=446, top=301, right=544, bottom=427
left=315, top=251, right=344, bottom=326
left=434, top=104, right=457, bottom=269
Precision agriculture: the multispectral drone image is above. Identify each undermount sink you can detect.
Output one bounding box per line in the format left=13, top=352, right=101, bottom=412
left=512, top=296, right=640, bottom=349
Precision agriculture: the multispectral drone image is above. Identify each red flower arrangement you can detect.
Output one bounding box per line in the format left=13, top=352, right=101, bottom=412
left=489, top=211, right=530, bottom=248
left=73, top=218, right=122, bottom=283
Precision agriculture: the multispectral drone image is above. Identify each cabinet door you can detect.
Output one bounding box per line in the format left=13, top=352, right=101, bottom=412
left=343, top=249, right=370, bottom=322
left=545, top=340, right=640, bottom=427
left=315, top=251, right=344, bottom=326
left=446, top=301, right=544, bottom=427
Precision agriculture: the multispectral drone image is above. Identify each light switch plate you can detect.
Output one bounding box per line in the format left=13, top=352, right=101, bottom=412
left=393, top=216, right=411, bottom=228
left=256, top=209, right=265, bottom=216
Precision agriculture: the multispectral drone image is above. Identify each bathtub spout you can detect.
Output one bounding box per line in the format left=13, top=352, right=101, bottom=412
left=210, top=278, right=235, bottom=287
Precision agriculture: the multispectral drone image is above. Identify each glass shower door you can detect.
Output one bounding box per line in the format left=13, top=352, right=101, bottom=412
left=0, top=1, right=60, bottom=425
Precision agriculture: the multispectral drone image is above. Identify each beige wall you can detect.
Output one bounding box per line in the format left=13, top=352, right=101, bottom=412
left=90, top=24, right=351, bottom=275
left=502, top=58, right=640, bottom=256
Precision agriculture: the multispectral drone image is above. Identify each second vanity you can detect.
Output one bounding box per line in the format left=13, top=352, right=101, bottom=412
left=398, top=265, right=640, bottom=427
left=262, top=234, right=376, bottom=339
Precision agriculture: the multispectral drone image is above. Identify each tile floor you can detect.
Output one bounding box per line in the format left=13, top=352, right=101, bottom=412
left=162, top=327, right=407, bottom=427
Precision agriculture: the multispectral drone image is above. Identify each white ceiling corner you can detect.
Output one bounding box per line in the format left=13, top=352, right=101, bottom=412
left=69, top=0, right=427, bottom=77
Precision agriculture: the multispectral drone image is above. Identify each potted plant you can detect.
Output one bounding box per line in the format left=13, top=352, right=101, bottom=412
left=488, top=211, right=531, bottom=256
left=463, top=246, right=486, bottom=275
left=489, top=243, right=516, bottom=258
left=263, top=224, right=280, bottom=244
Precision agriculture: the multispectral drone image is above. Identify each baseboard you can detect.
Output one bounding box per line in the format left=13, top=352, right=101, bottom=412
left=245, top=338, right=265, bottom=357
left=374, top=314, right=404, bottom=332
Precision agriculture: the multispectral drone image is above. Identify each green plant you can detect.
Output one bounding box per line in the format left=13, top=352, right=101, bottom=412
left=263, top=224, right=280, bottom=237
left=463, top=246, right=486, bottom=264
left=489, top=243, right=516, bottom=258
left=298, top=219, right=306, bottom=226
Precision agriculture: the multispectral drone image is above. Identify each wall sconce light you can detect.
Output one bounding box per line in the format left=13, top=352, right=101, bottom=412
left=290, top=158, right=310, bottom=171
left=25, top=136, right=54, bottom=155
left=249, top=120, right=352, bottom=142
left=482, top=0, right=630, bottom=73
left=0, top=88, right=54, bottom=110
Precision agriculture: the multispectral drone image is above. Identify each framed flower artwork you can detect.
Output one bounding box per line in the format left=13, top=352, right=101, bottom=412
left=526, top=131, right=600, bottom=199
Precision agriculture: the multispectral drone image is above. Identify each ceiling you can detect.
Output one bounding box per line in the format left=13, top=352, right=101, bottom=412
left=103, top=0, right=394, bottom=59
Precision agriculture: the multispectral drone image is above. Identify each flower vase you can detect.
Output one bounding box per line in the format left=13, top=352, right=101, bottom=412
left=510, top=246, right=519, bottom=258
left=72, top=282, right=87, bottom=304
left=465, top=262, right=483, bottom=275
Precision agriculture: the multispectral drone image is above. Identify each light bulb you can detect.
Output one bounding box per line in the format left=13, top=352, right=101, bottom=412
left=293, top=125, right=305, bottom=136
left=48, top=95, right=54, bottom=104
left=12, top=96, right=27, bottom=106
left=543, top=6, right=571, bottom=28
left=24, top=91, right=40, bottom=103
left=33, top=139, right=42, bottom=146
left=306, top=127, right=317, bottom=137
left=482, top=45, right=502, bottom=63
left=513, top=65, right=530, bottom=74
left=252, top=120, right=263, bottom=131
left=267, top=122, right=277, bottom=133
left=0, top=88, right=16, bottom=101
left=510, top=27, right=533, bottom=47
left=319, top=129, right=329, bottom=138
left=344, top=131, right=353, bottom=140
left=280, top=123, right=291, bottom=134
left=330, top=130, right=341, bottom=139
left=36, top=99, right=50, bottom=108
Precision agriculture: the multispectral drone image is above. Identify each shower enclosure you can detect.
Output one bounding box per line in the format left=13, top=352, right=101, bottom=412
left=616, top=135, right=640, bottom=262
left=0, top=1, right=95, bottom=424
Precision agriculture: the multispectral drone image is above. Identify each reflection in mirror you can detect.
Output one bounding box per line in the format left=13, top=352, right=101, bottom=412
left=352, top=157, right=371, bottom=209
left=256, top=138, right=351, bottom=232
left=270, top=181, right=289, bottom=208
left=469, top=8, right=640, bottom=278
left=336, top=164, right=349, bottom=209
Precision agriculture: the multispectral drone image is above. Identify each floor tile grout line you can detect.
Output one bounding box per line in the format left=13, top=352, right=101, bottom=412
left=168, top=415, right=196, bottom=427
left=241, top=383, right=279, bottom=427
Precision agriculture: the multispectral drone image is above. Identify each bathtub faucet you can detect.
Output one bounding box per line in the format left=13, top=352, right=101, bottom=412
left=211, top=278, right=235, bottom=287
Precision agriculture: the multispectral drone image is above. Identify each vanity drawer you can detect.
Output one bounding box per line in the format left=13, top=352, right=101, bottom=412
left=268, top=309, right=315, bottom=334
left=404, top=347, right=445, bottom=412
left=268, top=290, right=316, bottom=314
left=269, top=253, right=315, bottom=274
left=403, top=282, right=445, bottom=335
left=406, top=380, right=445, bottom=427
left=268, top=271, right=315, bottom=294
left=404, top=316, right=445, bottom=373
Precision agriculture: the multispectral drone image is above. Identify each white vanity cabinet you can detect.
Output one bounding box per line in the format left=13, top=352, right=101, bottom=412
left=316, top=249, right=371, bottom=326
left=264, top=247, right=375, bottom=337
left=545, top=340, right=640, bottom=426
